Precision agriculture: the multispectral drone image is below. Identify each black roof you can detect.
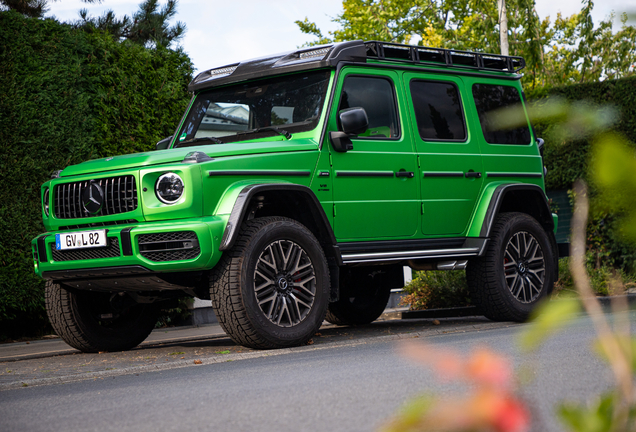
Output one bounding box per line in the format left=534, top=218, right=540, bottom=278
left=189, top=40, right=525, bottom=92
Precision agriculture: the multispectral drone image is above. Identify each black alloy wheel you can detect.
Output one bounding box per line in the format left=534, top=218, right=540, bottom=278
left=253, top=239, right=317, bottom=327
left=210, top=217, right=329, bottom=349
left=503, top=231, right=546, bottom=304
left=466, top=212, right=555, bottom=322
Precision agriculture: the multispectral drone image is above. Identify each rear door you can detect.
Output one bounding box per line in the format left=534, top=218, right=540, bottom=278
left=464, top=79, right=544, bottom=189
left=403, top=73, right=484, bottom=236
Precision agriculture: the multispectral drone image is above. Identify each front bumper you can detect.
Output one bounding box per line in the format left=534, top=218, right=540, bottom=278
left=31, top=217, right=227, bottom=285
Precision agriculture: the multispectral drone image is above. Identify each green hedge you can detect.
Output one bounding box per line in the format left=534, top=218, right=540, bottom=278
left=528, top=76, right=636, bottom=190
left=0, top=11, right=192, bottom=338
left=529, top=77, right=636, bottom=273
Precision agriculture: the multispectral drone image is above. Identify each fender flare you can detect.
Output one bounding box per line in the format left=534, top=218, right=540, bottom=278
left=218, top=183, right=337, bottom=252
left=479, top=183, right=554, bottom=238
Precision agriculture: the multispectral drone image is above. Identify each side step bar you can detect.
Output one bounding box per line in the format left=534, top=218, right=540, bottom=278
left=339, top=238, right=488, bottom=265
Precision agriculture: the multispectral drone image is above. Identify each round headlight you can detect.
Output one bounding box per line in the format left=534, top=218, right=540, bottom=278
left=43, top=188, right=49, bottom=216
left=155, top=172, right=184, bottom=204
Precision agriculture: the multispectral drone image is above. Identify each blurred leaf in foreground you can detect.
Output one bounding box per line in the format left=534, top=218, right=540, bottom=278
left=558, top=394, right=615, bottom=432
left=518, top=297, right=581, bottom=353
left=591, top=133, right=636, bottom=242
left=485, top=97, right=618, bottom=142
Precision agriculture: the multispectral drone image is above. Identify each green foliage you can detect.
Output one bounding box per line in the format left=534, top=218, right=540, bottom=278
left=77, top=0, right=186, bottom=49
left=518, top=296, right=580, bottom=352
left=592, top=134, right=636, bottom=242
left=532, top=78, right=636, bottom=191
left=401, top=270, right=471, bottom=310
left=0, top=0, right=47, bottom=17
left=296, top=0, right=636, bottom=91
left=525, top=78, right=636, bottom=273
left=554, top=257, right=635, bottom=297
left=0, top=11, right=192, bottom=336
left=0, top=0, right=101, bottom=19
left=295, top=18, right=332, bottom=46
left=558, top=394, right=616, bottom=432
left=155, top=299, right=192, bottom=328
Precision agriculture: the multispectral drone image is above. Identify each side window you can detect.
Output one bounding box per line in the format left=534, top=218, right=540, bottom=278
left=472, top=84, right=531, bottom=145
left=410, top=80, right=466, bottom=141
left=338, top=76, right=400, bottom=139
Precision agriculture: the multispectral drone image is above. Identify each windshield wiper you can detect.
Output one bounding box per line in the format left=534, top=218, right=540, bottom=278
left=235, top=126, right=292, bottom=140
left=256, top=126, right=292, bottom=140
left=176, top=136, right=224, bottom=147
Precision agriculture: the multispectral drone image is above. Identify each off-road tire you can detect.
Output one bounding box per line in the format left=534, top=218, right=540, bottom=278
left=466, top=212, right=556, bottom=322
left=325, top=284, right=391, bottom=325
left=209, top=217, right=330, bottom=349
left=45, top=281, right=158, bottom=352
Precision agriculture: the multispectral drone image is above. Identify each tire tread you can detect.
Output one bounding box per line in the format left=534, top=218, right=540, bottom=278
left=466, top=212, right=555, bottom=322
left=210, top=217, right=328, bottom=349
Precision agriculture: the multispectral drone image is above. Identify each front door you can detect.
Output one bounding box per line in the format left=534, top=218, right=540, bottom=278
left=327, top=68, right=420, bottom=241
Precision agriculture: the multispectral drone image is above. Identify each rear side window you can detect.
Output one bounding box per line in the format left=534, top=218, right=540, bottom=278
left=472, top=84, right=531, bottom=145
left=410, top=80, right=466, bottom=141
left=338, top=76, right=400, bottom=139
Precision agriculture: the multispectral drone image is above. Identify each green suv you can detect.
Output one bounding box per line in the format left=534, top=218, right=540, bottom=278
left=32, top=41, right=558, bottom=351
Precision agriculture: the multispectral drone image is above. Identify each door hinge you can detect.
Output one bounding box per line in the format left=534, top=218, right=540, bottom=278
left=417, top=155, right=421, bottom=168
left=421, top=203, right=425, bottom=214
left=329, top=153, right=333, bottom=166
left=333, top=204, right=337, bottom=217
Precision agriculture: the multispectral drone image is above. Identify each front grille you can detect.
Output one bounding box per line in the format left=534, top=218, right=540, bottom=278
left=138, top=231, right=200, bottom=262
left=51, top=237, right=121, bottom=262
left=54, top=175, right=137, bottom=219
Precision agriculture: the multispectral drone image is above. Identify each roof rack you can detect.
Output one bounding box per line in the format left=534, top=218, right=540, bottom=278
left=189, top=40, right=525, bottom=91
left=364, top=41, right=525, bottom=73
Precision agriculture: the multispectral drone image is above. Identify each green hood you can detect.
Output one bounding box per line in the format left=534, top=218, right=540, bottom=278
left=60, top=139, right=319, bottom=177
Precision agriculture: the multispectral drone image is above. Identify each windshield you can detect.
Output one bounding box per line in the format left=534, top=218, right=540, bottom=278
left=175, top=70, right=331, bottom=146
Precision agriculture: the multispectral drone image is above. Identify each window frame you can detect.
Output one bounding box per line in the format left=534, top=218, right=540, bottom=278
left=336, top=73, right=402, bottom=141
left=409, top=78, right=468, bottom=143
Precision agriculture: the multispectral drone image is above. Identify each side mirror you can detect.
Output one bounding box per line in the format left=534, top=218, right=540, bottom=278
left=536, top=138, right=547, bottom=177
left=156, top=135, right=173, bottom=150
left=340, top=107, right=368, bottom=135
left=329, top=107, right=369, bottom=152
left=536, top=137, right=544, bottom=158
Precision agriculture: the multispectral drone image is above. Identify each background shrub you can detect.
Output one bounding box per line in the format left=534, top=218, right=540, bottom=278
left=529, top=77, right=636, bottom=274
left=529, top=77, right=636, bottom=192
left=401, top=271, right=471, bottom=310
left=553, top=256, right=636, bottom=298
left=0, top=11, right=193, bottom=339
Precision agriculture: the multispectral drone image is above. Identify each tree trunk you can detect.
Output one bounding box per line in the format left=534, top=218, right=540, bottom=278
left=498, top=0, right=509, bottom=56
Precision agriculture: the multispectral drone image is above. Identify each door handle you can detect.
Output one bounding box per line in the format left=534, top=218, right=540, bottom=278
left=465, top=172, right=482, bottom=178
left=395, top=171, right=414, bottom=178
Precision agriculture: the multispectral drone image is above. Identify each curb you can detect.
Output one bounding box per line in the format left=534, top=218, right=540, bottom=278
left=0, top=331, right=228, bottom=363
left=387, top=294, right=636, bottom=321
left=0, top=319, right=517, bottom=391
left=2, top=295, right=633, bottom=364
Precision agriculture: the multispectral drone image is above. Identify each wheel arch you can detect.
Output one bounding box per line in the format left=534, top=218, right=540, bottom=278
left=218, top=183, right=338, bottom=256
left=477, top=183, right=554, bottom=238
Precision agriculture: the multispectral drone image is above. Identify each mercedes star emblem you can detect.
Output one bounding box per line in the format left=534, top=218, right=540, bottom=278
left=82, top=180, right=104, bottom=214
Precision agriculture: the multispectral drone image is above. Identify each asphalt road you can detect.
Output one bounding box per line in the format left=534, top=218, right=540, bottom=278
left=0, top=313, right=623, bottom=432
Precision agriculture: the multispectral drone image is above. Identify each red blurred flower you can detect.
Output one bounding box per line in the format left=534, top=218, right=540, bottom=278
left=384, top=342, right=530, bottom=432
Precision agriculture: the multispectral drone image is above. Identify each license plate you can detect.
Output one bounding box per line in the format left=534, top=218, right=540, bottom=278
left=55, top=230, right=108, bottom=250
